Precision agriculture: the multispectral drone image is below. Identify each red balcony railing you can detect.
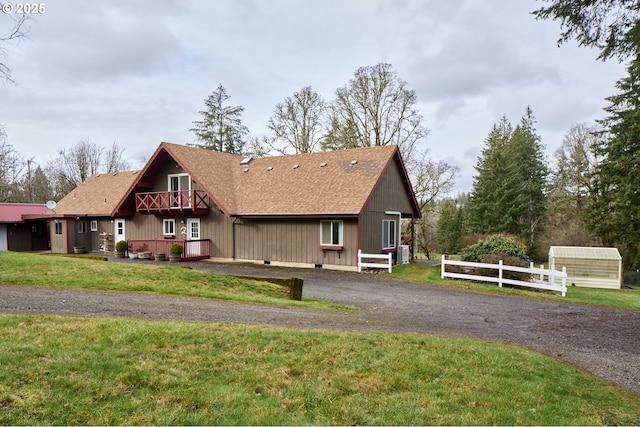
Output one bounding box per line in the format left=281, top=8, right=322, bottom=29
left=135, top=190, right=209, bottom=215
left=127, top=239, right=211, bottom=261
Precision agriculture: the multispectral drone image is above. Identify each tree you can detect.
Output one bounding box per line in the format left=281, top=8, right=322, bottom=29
left=323, top=63, right=429, bottom=161
left=533, top=0, right=640, bottom=61
left=0, top=3, right=30, bottom=84
left=466, top=116, right=513, bottom=233
left=190, top=84, right=248, bottom=154
left=502, top=108, right=549, bottom=252
left=538, top=124, right=602, bottom=253
left=466, top=109, right=549, bottom=254
left=28, top=165, right=53, bottom=203
left=404, top=148, right=459, bottom=259
left=0, top=128, right=25, bottom=201
left=46, top=139, right=129, bottom=199
left=103, top=141, right=131, bottom=173
left=436, top=199, right=465, bottom=254
left=267, top=86, right=325, bottom=154
left=588, top=56, right=640, bottom=267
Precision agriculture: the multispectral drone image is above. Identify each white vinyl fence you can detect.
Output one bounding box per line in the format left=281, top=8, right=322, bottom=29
left=358, top=249, right=393, bottom=273
left=441, top=255, right=567, bottom=296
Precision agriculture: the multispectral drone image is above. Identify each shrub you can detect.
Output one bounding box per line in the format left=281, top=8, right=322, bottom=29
left=480, top=253, right=531, bottom=282
left=115, top=240, right=128, bottom=252
left=169, top=243, right=184, bottom=255
left=462, top=234, right=529, bottom=263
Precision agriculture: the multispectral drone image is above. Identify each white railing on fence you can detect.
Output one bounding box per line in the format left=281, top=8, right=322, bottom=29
left=358, top=249, right=393, bottom=273
left=440, top=255, right=567, bottom=296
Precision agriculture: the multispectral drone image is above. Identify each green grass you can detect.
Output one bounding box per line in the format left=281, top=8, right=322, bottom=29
left=391, top=263, right=640, bottom=311
left=1, top=314, right=639, bottom=426
left=0, top=252, right=347, bottom=310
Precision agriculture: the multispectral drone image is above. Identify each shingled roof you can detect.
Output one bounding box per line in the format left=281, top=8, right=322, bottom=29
left=154, top=142, right=419, bottom=217
left=52, top=171, right=140, bottom=216
left=52, top=143, right=419, bottom=218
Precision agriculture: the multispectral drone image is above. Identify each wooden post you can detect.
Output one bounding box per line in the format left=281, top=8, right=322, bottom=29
left=498, top=260, right=503, bottom=288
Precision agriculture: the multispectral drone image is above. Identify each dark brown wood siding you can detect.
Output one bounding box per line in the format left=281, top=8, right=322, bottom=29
left=359, top=157, right=415, bottom=254
left=235, top=218, right=357, bottom=267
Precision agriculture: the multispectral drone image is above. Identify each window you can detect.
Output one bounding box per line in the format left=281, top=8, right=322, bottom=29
left=77, top=221, right=87, bottom=233
left=54, top=222, right=62, bottom=236
left=90, top=220, right=98, bottom=232
left=168, top=173, right=191, bottom=208
left=163, top=219, right=175, bottom=236
left=383, top=219, right=396, bottom=250
left=320, top=220, right=343, bottom=247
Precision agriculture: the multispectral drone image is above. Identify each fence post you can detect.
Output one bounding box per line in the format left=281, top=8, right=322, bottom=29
left=540, top=264, right=544, bottom=281
left=387, top=252, right=392, bottom=273
left=498, top=260, right=503, bottom=288
left=441, top=254, right=446, bottom=279
left=561, top=266, right=567, bottom=297
left=357, top=249, right=362, bottom=273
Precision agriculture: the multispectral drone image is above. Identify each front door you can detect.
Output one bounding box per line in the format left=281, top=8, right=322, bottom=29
left=186, top=218, right=200, bottom=256
left=114, top=219, right=125, bottom=243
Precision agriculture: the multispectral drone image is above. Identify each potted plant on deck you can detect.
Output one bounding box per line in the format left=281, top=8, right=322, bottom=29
left=169, top=243, right=183, bottom=262
left=114, top=240, right=128, bottom=258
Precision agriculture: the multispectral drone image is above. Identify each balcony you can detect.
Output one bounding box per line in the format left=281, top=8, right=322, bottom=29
left=127, top=239, right=211, bottom=261
left=135, top=190, right=210, bottom=215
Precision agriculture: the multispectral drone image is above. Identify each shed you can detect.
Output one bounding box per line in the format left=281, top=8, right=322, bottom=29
left=549, top=246, right=622, bottom=289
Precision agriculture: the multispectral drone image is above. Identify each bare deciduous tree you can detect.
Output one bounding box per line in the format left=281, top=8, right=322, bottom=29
left=46, top=139, right=130, bottom=199
left=0, top=127, right=25, bottom=201
left=267, top=86, right=325, bottom=154
left=0, top=3, right=30, bottom=84
left=324, top=63, right=429, bottom=162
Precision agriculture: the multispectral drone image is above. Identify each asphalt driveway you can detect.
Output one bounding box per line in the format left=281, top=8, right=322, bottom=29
left=1, top=259, right=639, bottom=396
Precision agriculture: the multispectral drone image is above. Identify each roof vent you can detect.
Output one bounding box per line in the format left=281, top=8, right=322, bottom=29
left=350, top=160, right=358, bottom=165
left=293, top=164, right=299, bottom=169
left=243, top=168, right=249, bottom=173
left=267, top=166, right=273, bottom=171
left=112, top=172, right=118, bottom=176
left=320, top=162, right=327, bottom=167
left=240, top=156, right=253, bottom=166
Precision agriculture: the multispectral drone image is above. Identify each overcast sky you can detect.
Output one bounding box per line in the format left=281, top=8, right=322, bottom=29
left=0, top=0, right=627, bottom=194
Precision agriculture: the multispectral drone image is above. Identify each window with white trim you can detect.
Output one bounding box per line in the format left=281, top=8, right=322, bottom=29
left=163, top=219, right=175, bottom=236
left=54, top=221, right=62, bottom=236
left=320, top=220, right=343, bottom=246
left=90, top=220, right=98, bottom=232
left=77, top=221, right=87, bottom=233
left=382, top=219, right=396, bottom=250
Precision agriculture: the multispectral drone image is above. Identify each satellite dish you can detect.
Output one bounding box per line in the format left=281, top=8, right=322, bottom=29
left=45, top=200, right=57, bottom=210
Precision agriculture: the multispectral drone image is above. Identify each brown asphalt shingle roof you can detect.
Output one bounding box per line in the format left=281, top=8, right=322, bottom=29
left=161, top=142, right=404, bottom=216
left=53, top=171, right=140, bottom=216
left=54, top=143, right=417, bottom=218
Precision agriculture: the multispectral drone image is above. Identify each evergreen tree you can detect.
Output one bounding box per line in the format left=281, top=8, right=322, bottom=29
left=466, top=116, right=512, bottom=233
left=190, top=84, right=248, bottom=154
left=589, top=55, right=640, bottom=267
left=466, top=109, right=548, bottom=254
left=437, top=199, right=464, bottom=254
left=503, top=108, right=549, bottom=252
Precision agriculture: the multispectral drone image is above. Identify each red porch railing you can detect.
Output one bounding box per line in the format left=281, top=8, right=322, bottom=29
left=127, top=239, right=211, bottom=261
left=135, top=190, right=210, bottom=214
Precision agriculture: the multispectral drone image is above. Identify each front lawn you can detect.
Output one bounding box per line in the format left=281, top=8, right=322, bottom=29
left=0, top=252, right=346, bottom=309
left=1, top=314, right=639, bottom=425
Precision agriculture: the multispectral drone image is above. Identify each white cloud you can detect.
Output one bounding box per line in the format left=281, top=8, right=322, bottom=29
left=0, top=0, right=629, bottom=195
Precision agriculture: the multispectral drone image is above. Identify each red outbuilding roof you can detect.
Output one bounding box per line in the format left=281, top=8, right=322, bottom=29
left=0, top=203, right=48, bottom=223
